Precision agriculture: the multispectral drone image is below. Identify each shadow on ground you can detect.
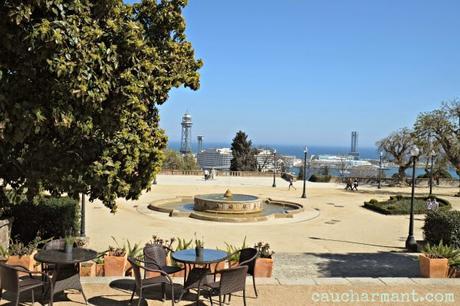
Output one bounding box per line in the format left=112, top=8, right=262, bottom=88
left=312, top=252, right=419, bottom=277
left=87, top=279, right=204, bottom=306
left=274, top=251, right=419, bottom=278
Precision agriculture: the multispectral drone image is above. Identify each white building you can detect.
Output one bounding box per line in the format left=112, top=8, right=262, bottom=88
left=197, top=148, right=232, bottom=170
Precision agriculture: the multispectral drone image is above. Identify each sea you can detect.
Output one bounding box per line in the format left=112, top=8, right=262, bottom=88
left=167, top=141, right=459, bottom=179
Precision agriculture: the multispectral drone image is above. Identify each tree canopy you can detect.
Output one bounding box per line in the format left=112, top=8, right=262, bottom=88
left=376, top=127, right=414, bottom=182
left=414, top=100, right=460, bottom=178
left=162, top=149, right=198, bottom=171
left=0, top=0, right=202, bottom=211
left=230, top=131, right=257, bottom=171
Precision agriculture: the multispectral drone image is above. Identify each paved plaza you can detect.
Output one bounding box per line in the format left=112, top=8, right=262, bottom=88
left=86, top=175, right=460, bottom=255
left=1, top=277, right=459, bottom=305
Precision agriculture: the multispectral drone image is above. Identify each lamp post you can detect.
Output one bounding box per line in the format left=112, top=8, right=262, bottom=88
left=429, top=150, right=436, bottom=196
left=301, top=146, right=308, bottom=198
left=80, top=194, right=86, bottom=237
left=378, top=151, right=383, bottom=189
left=272, top=149, right=277, bottom=188
left=406, top=145, right=420, bottom=252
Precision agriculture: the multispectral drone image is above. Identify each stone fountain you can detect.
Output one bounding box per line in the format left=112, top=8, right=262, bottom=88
left=193, top=189, right=263, bottom=214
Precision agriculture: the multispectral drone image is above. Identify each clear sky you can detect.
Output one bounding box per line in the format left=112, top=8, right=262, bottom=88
left=127, top=0, right=460, bottom=147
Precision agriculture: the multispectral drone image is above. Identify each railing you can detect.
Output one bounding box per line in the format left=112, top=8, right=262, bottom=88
left=159, top=169, right=275, bottom=177
left=158, top=169, right=459, bottom=187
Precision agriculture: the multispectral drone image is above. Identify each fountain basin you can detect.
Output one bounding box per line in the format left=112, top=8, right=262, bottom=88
left=194, top=193, right=262, bottom=214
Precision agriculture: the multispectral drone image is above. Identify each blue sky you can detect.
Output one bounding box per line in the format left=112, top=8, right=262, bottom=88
left=127, top=0, right=460, bottom=147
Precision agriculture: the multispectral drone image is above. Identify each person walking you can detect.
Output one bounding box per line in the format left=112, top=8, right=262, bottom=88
left=353, top=178, right=359, bottom=191
left=288, top=176, right=296, bottom=190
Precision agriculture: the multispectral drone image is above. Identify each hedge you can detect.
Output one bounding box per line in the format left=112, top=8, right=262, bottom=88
left=363, top=195, right=451, bottom=215
left=309, top=174, right=332, bottom=183
left=10, top=196, right=80, bottom=244
left=423, top=210, right=460, bottom=248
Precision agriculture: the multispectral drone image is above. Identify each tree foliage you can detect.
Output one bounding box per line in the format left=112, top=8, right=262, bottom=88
left=0, top=0, right=202, bottom=211
left=376, top=128, right=415, bottom=182
left=230, top=131, right=257, bottom=171
left=162, top=149, right=198, bottom=171
left=414, top=100, right=460, bottom=177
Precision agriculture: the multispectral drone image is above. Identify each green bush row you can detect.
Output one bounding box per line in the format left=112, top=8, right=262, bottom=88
left=423, top=210, right=460, bottom=249
left=363, top=196, right=451, bottom=215
left=309, top=174, right=332, bottom=183
left=9, top=196, right=80, bottom=244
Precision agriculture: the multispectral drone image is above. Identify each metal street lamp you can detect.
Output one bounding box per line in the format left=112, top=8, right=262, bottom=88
left=429, top=150, right=436, bottom=196
left=272, top=149, right=277, bottom=188
left=301, top=146, right=308, bottom=198
left=378, top=151, right=383, bottom=189
left=406, top=145, right=420, bottom=252
left=80, top=194, right=86, bottom=237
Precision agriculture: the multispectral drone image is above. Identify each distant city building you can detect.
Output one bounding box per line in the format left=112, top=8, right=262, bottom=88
left=279, top=155, right=298, bottom=169
left=350, top=131, right=359, bottom=159
left=255, top=149, right=299, bottom=172
left=197, top=148, right=232, bottom=170
left=180, top=112, right=192, bottom=154
left=255, top=149, right=274, bottom=172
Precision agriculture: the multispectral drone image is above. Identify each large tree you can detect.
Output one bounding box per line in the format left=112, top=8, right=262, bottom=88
left=230, top=131, right=257, bottom=171
left=414, top=100, right=460, bottom=180
left=0, top=0, right=202, bottom=211
left=376, top=128, right=415, bottom=183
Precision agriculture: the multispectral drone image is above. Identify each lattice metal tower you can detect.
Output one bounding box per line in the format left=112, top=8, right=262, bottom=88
left=180, top=112, right=193, bottom=154
left=197, top=135, right=204, bottom=153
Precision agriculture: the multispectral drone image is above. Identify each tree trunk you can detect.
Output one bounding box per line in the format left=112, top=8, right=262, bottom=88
left=398, top=166, right=407, bottom=184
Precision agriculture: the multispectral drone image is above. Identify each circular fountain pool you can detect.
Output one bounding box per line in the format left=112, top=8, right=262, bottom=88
left=148, top=191, right=304, bottom=222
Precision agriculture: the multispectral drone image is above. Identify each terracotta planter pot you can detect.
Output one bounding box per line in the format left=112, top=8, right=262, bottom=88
left=95, top=263, right=104, bottom=276
left=80, top=261, right=96, bottom=277
left=419, top=254, right=449, bottom=278
left=104, top=254, right=127, bottom=276
left=7, top=252, right=37, bottom=274
left=254, top=257, right=273, bottom=278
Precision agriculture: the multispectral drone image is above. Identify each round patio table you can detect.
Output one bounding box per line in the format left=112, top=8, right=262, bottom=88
left=171, top=249, right=228, bottom=266
left=172, top=249, right=228, bottom=303
left=35, top=248, right=98, bottom=305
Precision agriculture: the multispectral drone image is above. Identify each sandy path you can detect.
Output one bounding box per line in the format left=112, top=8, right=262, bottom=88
left=86, top=175, right=460, bottom=253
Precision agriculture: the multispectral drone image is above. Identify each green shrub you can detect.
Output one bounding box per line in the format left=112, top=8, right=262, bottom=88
left=309, top=174, right=331, bottom=183
left=422, top=241, right=460, bottom=264
left=363, top=196, right=451, bottom=215
left=423, top=210, right=460, bottom=248
left=10, top=196, right=80, bottom=244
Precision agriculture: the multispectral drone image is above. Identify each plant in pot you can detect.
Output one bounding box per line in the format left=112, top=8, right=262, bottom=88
left=104, top=237, right=127, bottom=276
left=420, top=241, right=460, bottom=278
left=194, top=233, right=204, bottom=258
left=448, top=255, right=460, bottom=278
left=7, top=237, right=43, bottom=272
left=94, top=255, right=105, bottom=276
left=220, top=236, right=248, bottom=268
left=64, top=235, right=75, bottom=254
left=125, top=240, right=142, bottom=276
left=254, top=242, right=274, bottom=277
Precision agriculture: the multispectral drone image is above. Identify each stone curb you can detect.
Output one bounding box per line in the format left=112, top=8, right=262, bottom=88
left=81, top=277, right=460, bottom=286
